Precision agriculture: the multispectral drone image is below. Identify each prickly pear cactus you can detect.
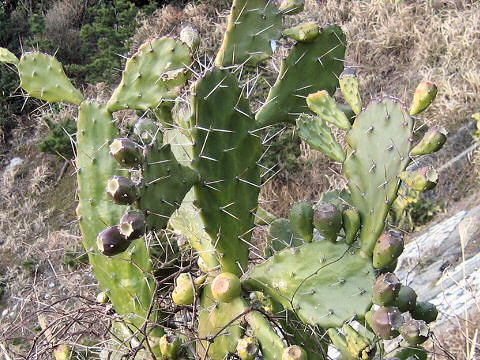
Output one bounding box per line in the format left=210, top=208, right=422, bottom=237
left=0, top=0, right=445, bottom=358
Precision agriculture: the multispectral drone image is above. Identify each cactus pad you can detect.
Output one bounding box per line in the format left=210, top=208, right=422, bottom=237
left=245, top=241, right=375, bottom=328
left=0, top=47, right=19, bottom=64
left=215, top=0, right=282, bottom=67
left=197, top=284, right=247, bottom=360
left=244, top=311, right=286, bottom=360
left=76, top=101, right=155, bottom=330
left=343, top=99, right=413, bottom=256
left=296, top=114, right=345, bottom=162
left=190, top=69, right=262, bottom=275
left=17, top=52, right=83, bottom=104
left=255, top=25, right=346, bottom=126
left=108, top=37, right=191, bottom=112
left=138, top=142, right=198, bottom=231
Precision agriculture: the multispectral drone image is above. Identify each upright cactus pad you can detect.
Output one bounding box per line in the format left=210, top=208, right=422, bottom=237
left=343, top=99, right=413, bottom=256
left=17, top=52, right=83, bottom=104
left=245, top=241, right=375, bottom=328
left=0, top=47, right=19, bottom=64
left=107, top=37, right=191, bottom=112
left=190, top=69, right=262, bottom=275
left=296, top=114, right=345, bottom=162
left=76, top=101, right=156, bottom=330
left=197, top=284, right=247, bottom=360
left=215, top=0, right=282, bottom=67
left=256, top=25, right=346, bottom=126
left=138, top=141, right=198, bottom=231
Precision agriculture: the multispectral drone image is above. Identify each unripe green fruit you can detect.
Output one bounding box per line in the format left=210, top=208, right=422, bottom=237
left=282, top=345, right=307, bottom=360
left=411, top=301, right=438, bottom=324
left=399, top=166, right=438, bottom=192
left=211, top=272, right=241, bottom=303
left=410, top=126, right=447, bottom=156
left=409, top=81, right=437, bottom=115
left=372, top=273, right=401, bottom=306
left=172, top=273, right=195, bottom=306
left=236, top=336, right=259, bottom=360
left=279, top=0, right=305, bottom=15
left=342, top=207, right=360, bottom=245
left=159, top=334, right=181, bottom=359
left=371, top=306, right=404, bottom=340
left=96, top=291, right=109, bottom=304
left=399, top=319, right=429, bottom=346
left=313, top=202, right=342, bottom=242
left=53, top=344, right=72, bottom=360
left=373, top=232, right=404, bottom=269
left=394, top=285, right=417, bottom=313
left=283, top=22, right=319, bottom=43
left=289, top=202, right=314, bottom=242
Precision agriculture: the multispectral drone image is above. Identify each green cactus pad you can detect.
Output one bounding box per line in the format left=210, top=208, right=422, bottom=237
left=343, top=99, right=413, bottom=257
left=0, top=47, right=19, bottom=64
left=190, top=69, right=262, bottom=275
left=108, top=37, right=191, bottom=112
left=76, top=101, right=156, bottom=330
left=245, top=241, right=375, bottom=328
left=306, top=90, right=351, bottom=130
left=197, top=283, right=247, bottom=360
left=339, top=69, right=362, bottom=115
left=169, top=190, right=219, bottom=271
left=215, top=0, right=282, bottom=67
left=138, top=141, right=198, bottom=231
left=17, top=52, right=83, bottom=104
left=296, top=114, right=345, bottom=162
left=256, top=25, right=346, bottom=126
left=342, top=208, right=360, bottom=245
left=244, top=311, right=286, bottom=360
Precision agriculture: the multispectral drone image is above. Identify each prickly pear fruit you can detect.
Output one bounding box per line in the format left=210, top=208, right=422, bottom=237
left=106, top=176, right=138, bottom=205
left=410, top=126, right=447, bottom=156
left=307, top=90, right=351, bottom=130
left=394, top=285, right=417, bottom=313
left=373, top=232, right=404, bottom=270
left=343, top=324, right=375, bottom=359
left=236, top=336, right=259, bottom=360
left=282, top=345, right=307, bottom=360
left=194, top=274, right=207, bottom=289
left=96, top=291, right=109, bottom=304
left=283, top=22, right=319, bottom=43
left=289, top=202, right=314, bottom=242
left=371, top=306, right=404, bottom=340
left=97, top=226, right=131, bottom=256
left=411, top=301, right=438, bottom=324
left=279, top=0, right=305, bottom=15
left=180, top=25, right=200, bottom=52
left=211, top=272, right=241, bottom=303
left=399, top=166, right=438, bottom=192
left=109, top=138, right=143, bottom=167
left=172, top=273, right=195, bottom=306
left=372, top=273, right=401, bottom=306
left=339, top=68, right=362, bottom=115
left=409, top=81, right=437, bottom=115
left=342, top=208, right=360, bottom=245
left=134, top=117, right=161, bottom=144
left=313, top=202, right=342, bottom=242
left=53, top=344, right=72, bottom=360
left=159, top=334, right=181, bottom=359
left=399, top=319, right=429, bottom=346
left=119, top=210, right=146, bottom=240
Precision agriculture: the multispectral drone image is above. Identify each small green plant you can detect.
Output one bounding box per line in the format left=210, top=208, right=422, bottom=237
left=38, top=117, right=77, bottom=159
left=0, top=1, right=446, bottom=358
